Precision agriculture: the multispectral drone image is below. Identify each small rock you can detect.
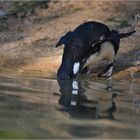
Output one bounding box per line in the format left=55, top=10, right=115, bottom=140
left=16, top=35, right=26, bottom=40
left=0, top=10, right=7, bottom=19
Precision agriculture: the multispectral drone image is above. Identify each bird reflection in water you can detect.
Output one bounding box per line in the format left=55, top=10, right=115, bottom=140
left=56, top=79, right=117, bottom=119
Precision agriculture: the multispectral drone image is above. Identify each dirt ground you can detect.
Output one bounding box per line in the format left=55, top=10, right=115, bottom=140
left=0, top=1, right=140, bottom=81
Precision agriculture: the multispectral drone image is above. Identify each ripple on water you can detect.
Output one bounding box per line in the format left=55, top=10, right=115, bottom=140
left=0, top=76, right=140, bottom=139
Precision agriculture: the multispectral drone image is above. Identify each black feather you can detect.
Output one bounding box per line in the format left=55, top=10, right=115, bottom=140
left=55, top=31, right=72, bottom=47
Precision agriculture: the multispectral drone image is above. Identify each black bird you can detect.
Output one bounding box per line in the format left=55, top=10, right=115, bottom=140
left=55, top=21, right=135, bottom=79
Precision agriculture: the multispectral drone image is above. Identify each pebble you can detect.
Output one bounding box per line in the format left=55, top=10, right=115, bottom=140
left=0, top=10, right=7, bottom=19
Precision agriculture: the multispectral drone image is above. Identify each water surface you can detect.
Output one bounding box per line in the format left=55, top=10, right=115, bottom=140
left=0, top=76, right=140, bottom=139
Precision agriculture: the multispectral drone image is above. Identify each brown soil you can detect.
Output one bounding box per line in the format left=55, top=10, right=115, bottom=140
left=0, top=1, right=140, bottom=80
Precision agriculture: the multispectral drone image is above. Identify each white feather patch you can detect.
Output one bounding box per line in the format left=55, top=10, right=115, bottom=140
left=70, top=101, right=77, bottom=106
left=72, top=90, right=78, bottom=95
left=103, top=66, right=113, bottom=77
left=72, top=80, right=78, bottom=90
left=73, top=62, right=80, bottom=74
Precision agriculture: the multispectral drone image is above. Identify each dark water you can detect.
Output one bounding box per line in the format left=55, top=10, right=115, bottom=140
left=0, top=76, right=140, bottom=139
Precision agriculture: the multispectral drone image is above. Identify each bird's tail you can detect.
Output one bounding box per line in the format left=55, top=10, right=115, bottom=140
left=118, top=30, right=136, bottom=39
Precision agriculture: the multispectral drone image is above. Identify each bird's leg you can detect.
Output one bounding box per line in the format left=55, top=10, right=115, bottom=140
left=98, top=63, right=114, bottom=78
left=81, top=66, right=89, bottom=74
